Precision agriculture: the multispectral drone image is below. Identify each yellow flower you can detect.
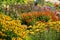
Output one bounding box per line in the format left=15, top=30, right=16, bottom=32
left=12, top=37, right=16, bottom=40
left=9, top=29, right=12, bottom=31
left=48, top=19, right=52, bottom=22
left=50, top=26, right=54, bottom=29
left=29, top=25, right=32, bottom=28
left=2, top=29, right=5, bottom=31
left=56, top=29, right=60, bottom=32
left=16, top=38, right=22, bottom=40
left=57, top=21, right=60, bottom=24
left=2, top=33, right=6, bottom=36
left=26, top=30, right=30, bottom=33
left=0, top=31, right=2, bottom=33
left=30, top=32, right=35, bottom=35
left=0, top=39, right=2, bottom=40
left=40, top=30, right=45, bottom=32
left=35, top=29, right=40, bottom=32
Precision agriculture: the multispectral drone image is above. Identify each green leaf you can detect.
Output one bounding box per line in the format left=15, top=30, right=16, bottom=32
left=4, top=30, right=19, bottom=38
left=26, top=36, right=33, bottom=40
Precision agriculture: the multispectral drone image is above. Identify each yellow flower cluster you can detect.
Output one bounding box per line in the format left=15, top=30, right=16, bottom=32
left=0, top=14, right=12, bottom=21
left=28, top=21, right=60, bottom=35
left=27, top=22, right=47, bottom=35
left=12, top=37, right=22, bottom=40
left=0, top=31, right=7, bottom=36
left=48, top=21, right=60, bottom=32
left=0, top=14, right=28, bottom=40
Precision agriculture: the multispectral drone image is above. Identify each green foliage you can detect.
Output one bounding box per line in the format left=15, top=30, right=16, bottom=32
left=27, top=29, right=60, bottom=40
left=57, top=4, right=60, bottom=10
left=43, top=29, right=60, bottom=40
left=0, top=36, right=12, bottom=40
left=38, top=15, right=50, bottom=22
left=45, top=1, right=54, bottom=7
left=1, top=0, right=28, bottom=5
left=26, top=35, right=33, bottom=40
left=28, top=18, right=37, bottom=25
left=4, top=30, right=19, bottom=38
left=0, top=22, right=3, bottom=31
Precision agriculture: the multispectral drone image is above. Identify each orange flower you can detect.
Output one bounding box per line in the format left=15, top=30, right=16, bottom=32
left=44, top=11, right=51, bottom=16
left=26, top=19, right=32, bottom=23
left=51, top=13, right=58, bottom=21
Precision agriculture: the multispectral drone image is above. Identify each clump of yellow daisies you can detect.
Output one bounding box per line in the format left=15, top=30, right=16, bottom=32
left=28, top=21, right=60, bottom=35
left=0, top=14, right=28, bottom=40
